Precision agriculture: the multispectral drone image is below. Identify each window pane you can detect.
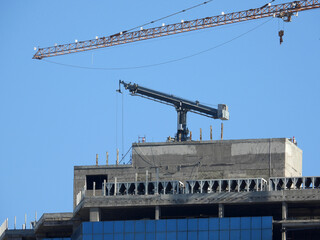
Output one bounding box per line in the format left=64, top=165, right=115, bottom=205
left=209, top=218, right=219, bottom=231
left=83, top=222, right=92, bottom=234
left=156, top=220, right=166, bottom=232
left=135, top=220, right=146, bottom=233
left=252, top=217, right=262, bottom=229
left=177, top=219, right=187, bottom=231
left=220, top=218, right=229, bottom=230
left=93, top=222, right=103, bottom=234
left=114, top=221, right=124, bottom=233
left=199, top=231, right=208, bottom=240
left=146, top=220, right=155, bottom=233
left=262, top=217, right=272, bottom=229
left=188, top=219, right=198, bottom=231
left=241, top=217, right=251, bottom=230
left=177, top=232, right=187, bottom=240
left=198, top=219, right=209, bottom=231
left=166, top=219, right=177, bottom=232
left=230, top=218, right=240, bottom=230
left=104, top=221, right=114, bottom=234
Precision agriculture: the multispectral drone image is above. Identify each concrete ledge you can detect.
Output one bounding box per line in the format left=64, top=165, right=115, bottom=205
left=74, top=189, right=320, bottom=215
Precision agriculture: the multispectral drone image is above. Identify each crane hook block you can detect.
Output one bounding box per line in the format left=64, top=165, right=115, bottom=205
left=278, top=30, right=284, bottom=45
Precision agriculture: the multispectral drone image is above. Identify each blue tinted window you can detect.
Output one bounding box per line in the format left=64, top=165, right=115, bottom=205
left=230, top=230, right=241, bottom=240
left=114, top=233, right=124, bottom=240
left=262, top=229, right=272, bottom=240
left=125, top=221, right=135, bottom=233
left=104, top=234, right=113, bottom=240
left=262, top=217, right=272, bottom=229
left=252, top=217, right=262, bottom=229
left=83, top=235, right=92, bottom=240
left=166, top=219, right=177, bottom=232
left=114, top=221, right=124, bottom=233
left=188, top=231, right=197, bottom=240
left=156, top=232, right=166, bottom=240
left=209, top=231, right=219, bottom=240
left=220, top=230, right=229, bottom=240
left=156, top=220, right=166, bottom=232
left=177, top=219, right=187, bottom=231
left=252, top=229, right=262, bottom=240
left=199, top=231, right=208, bottom=240
left=146, top=233, right=156, bottom=240
left=104, top=221, right=114, bottom=234
left=135, top=233, right=145, bottom=240
left=124, top=233, right=134, bottom=240
left=93, top=222, right=103, bottom=234
left=135, top=220, right=145, bottom=233
left=241, top=230, right=251, bottom=240
left=188, top=219, right=198, bottom=231
left=177, top=232, right=187, bottom=240
left=92, top=234, right=103, bottom=240
left=167, top=232, right=176, bottom=239
left=241, top=217, right=251, bottom=230
left=83, top=222, right=92, bottom=234
left=220, top=218, right=229, bottom=230
left=230, top=218, right=240, bottom=230
left=209, top=218, right=219, bottom=231
left=199, top=219, right=209, bottom=231
left=146, top=220, right=155, bottom=233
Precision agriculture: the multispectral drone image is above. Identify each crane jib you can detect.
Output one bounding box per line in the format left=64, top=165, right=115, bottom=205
left=119, top=81, right=229, bottom=142
left=32, top=0, right=320, bottom=59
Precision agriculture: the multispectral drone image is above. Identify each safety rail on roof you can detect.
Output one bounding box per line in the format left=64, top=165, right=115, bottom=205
left=103, top=180, right=183, bottom=196
left=75, top=176, right=320, bottom=206
left=185, top=178, right=268, bottom=194
left=269, top=176, right=320, bottom=191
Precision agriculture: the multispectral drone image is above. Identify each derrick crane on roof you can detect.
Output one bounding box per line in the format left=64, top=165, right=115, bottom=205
left=33, top=0, right=320, bottom=59
left=119, top=80, right=229, bottom=141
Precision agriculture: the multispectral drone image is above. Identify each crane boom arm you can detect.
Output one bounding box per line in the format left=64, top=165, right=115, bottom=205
left=120, top=81, right=229, bottom=120
left=120, top=81, right=229, bottom=141
left=33, top=0, right=320, bottom=59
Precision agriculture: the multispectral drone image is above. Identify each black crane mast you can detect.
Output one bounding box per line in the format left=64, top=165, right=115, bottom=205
left=119, top=81, right=229, bottom=141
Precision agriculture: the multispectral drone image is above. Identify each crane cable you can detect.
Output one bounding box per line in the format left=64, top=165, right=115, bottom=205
left=121, top=0, right=214, bottom=33
left=42, top=18, right=273, bottom=70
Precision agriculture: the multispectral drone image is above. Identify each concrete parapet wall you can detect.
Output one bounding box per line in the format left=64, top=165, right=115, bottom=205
left=73, top=138, right=302, bottom=208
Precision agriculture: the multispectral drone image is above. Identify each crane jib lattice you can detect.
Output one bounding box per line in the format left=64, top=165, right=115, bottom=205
left=33, top=0, right=320, bottom=59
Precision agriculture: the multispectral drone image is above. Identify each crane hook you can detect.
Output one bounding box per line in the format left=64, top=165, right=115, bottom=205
left=278, top=30, right=284, bottom=45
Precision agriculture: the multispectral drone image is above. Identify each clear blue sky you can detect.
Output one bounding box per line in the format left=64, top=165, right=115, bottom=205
left=0, top=0, right=319, bottom=229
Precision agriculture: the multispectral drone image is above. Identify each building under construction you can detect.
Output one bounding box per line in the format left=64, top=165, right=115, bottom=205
left=1, top=83, right=320, bottom=240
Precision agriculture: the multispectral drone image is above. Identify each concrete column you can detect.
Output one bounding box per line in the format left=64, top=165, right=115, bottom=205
left=103, top=179, right=106, bottom=196
left=146, top=170, right=148, bottom=195
left=114, top=177, right=117, bottom=196
left=282, top=202, right=288, bottom=220
left=90, top=208, right=101, bottom=222
left=155, top=206, right=161, bottom=220
left=135, top=173, right=138, bottom=195
left=218, top=204, right=224, bottom=218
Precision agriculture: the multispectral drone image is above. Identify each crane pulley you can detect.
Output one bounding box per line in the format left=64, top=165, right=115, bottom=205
left=119, top=81, right=229, bottom=141
left=33, top=0, right=320, bottom=59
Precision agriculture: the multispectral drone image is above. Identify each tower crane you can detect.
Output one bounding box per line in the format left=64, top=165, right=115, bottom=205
left=33, top=0, right=319, bottom=59
left=119, top=80, right=229, bottom=141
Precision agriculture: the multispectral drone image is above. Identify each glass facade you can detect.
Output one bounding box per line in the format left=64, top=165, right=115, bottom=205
left=77, top=216, right=272, bottom=240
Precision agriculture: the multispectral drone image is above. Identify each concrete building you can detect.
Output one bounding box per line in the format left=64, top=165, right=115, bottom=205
left=1, top=138, right=319, bottom=240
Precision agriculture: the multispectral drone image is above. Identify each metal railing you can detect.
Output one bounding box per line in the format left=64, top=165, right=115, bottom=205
left=269, top=177, right=320, bottom=191
left=75, top=176, right=320, bottom=206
